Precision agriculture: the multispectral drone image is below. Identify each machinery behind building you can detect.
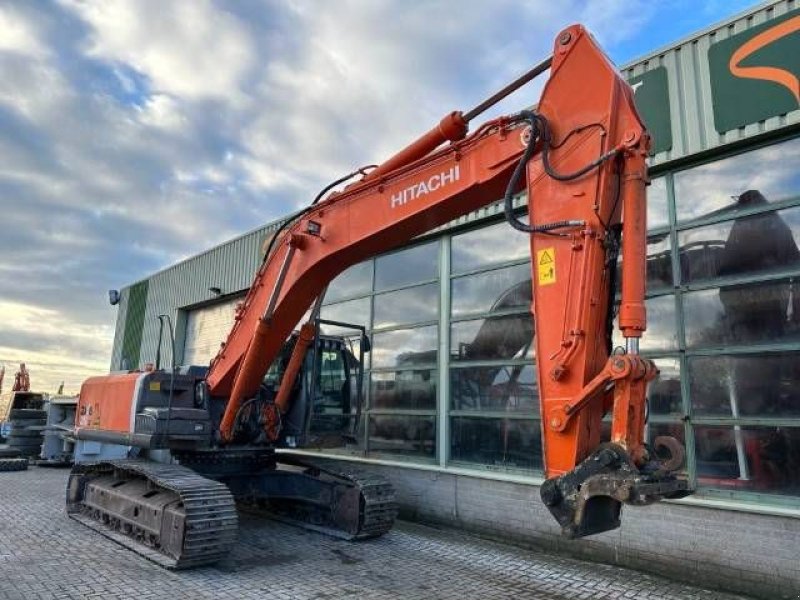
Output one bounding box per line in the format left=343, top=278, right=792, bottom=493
left=66, top=25, right=690, bottom=569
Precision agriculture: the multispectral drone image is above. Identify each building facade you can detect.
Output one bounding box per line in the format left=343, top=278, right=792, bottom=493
left=110, top=3, right=799, bottom=597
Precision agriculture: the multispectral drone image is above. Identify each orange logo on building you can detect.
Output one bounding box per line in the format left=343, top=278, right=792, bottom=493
left=728, top=15, right=800, bottom=105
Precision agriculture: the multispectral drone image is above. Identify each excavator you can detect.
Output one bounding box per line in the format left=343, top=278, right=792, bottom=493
left=66, top=24, right=690, bottom=568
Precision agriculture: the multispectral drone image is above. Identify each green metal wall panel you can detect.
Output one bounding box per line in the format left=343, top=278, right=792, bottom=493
left=120, top=280, right=148, bottom=370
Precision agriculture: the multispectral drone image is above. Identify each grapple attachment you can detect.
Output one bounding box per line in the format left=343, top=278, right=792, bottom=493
left=540, top=442, right=691, bottom=539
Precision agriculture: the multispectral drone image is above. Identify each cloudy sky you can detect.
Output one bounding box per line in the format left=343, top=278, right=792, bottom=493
left=0, top=0, right=757, bottom=394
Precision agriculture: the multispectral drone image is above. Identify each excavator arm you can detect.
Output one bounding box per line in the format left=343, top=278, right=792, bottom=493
left=206, top=24, right=690, bottom=537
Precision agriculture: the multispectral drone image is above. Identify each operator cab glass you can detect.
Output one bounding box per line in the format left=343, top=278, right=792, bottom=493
left=269, top=331, right=366, bottom=447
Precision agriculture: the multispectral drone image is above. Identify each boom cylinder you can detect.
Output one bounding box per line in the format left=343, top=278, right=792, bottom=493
left=362, top=56, right=552, bottom=185
left=362, top=112, right=468, bottom=183
left=618, top=138, right=650, bottom=343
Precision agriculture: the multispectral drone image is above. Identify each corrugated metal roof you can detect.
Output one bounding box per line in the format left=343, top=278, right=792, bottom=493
left=621, top=0, right=798, bottom=166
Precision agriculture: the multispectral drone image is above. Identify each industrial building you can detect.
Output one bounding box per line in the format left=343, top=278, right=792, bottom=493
left=109, top=3, right=799, bottom=597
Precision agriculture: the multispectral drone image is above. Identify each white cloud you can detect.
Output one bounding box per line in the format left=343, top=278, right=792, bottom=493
left=136, top=94, right=187, bottom=131
left=0, top=301, right=113, bottom=394
left=63, top=0, right=255, bottom=101
left=0, top=5, right=48, bottom=58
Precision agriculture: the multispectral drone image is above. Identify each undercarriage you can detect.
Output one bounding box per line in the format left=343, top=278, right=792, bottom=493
left=66, top=449, right=397, bottom=569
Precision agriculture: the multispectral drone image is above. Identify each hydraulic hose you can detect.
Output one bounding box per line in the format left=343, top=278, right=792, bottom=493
left=262, top=165, right=377, bottom=262
left=503, top=110, right=619, bottom=234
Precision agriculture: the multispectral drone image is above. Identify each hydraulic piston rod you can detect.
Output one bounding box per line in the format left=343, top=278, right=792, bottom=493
left=363, top=56, right=553, bottom=183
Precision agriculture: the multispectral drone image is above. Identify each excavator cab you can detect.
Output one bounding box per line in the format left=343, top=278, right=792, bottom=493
left=268, top=320, right=368, bottom=449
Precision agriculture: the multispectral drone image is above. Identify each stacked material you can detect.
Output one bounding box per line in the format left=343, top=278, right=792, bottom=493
left=6, top=404, right=46, bottom=459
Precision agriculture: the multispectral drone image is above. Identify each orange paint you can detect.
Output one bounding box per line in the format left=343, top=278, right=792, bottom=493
left=76, top=373, right=139, bottom=434
left=729, top=16, right=800, bottom=104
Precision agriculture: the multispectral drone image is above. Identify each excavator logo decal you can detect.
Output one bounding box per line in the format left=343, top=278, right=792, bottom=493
left=728, top=15, right=800, bottom=106
left=390, top=165, right=460, bottom=208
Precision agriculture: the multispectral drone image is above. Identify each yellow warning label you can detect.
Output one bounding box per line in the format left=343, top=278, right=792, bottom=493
left=149, top=381, right=161, bottom=392
left=537, top=247, right=556, bottom=286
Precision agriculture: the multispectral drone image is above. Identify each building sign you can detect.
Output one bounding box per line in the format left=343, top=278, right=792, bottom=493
left=627, top=67, right=673, bottom=154
left=709, top=9, right=800, bottom=133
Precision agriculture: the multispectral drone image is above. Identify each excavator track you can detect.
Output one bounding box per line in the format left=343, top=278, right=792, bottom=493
left=269, top=463, right=397, bottom=540
left=233, top=455, right=398, bottom=540
left=66, top=459, right=237, bottom=569
left=173, top=449, right=398, bottom=541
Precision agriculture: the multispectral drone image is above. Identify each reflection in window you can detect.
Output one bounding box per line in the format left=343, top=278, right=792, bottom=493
left=648, top=358, right=682, bottom=415
left=319, top=297, right=371, bottom=335
left=612, top=295, right=678, bottom=352
left=695, top=426, right=800, bottom=496
left=678, top=205, right=800, bottom=284
left=451, top=220, right=530, bottom=274
left=451, top=315, right=534, bottom=362
left=373, top=283, right=438, bottom=329
left=450, top=417, right=541, bottom=470
left=648, top=177, right=669, bottom=229
left=450, top=365, right=538, bottom=413
left=324, top=261, right=373, bottom=304
left=673, top=137, right=800, bottom=222
left=369, top=415, right=435, bottom=458
left=375, top=241, right=438, bottom=291
left=689, top=353, right=800, bottom=418
left=682, top=278, right=800, bottom=348
left=451, top=264, right=531, bottom=318
left=371, top=325, right=437, bottom=368
left=371, top=370, right=436, bottom=410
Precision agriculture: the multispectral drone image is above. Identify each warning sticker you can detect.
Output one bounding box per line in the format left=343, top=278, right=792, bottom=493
left=537, top=247, right=556, bottom=286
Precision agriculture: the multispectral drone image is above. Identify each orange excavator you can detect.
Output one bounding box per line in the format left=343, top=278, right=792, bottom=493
left=67, top=25, right=690, bottom=568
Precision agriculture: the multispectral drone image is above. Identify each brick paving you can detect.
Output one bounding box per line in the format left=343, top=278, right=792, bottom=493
left=0, top=467, right=753, bottom=600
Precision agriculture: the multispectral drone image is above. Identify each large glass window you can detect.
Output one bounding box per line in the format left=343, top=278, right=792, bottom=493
left=375, top=241, right=438, bottom=291
left=689, top=352, right=800, bottom=418
left=449, top=222, right=540, bottom=473
left=648, top=357, right=682, bottom=416
left=373, top=283, right=438, bottom=329
left=368, top=415, right=436, bottom=459
left=451, top=220, right=529, bottom=274
left=317, top=240, right=442, bottom=461
left=450, top=365, right=537, bottom=413
left=371, top=370, right=437, bottom=410
left=319, top=297, right=371, bottom=335
left=450, top=317, right=534, bottom=362
left=450, top=417, right=541, bottom=470
left=694, top=425, right=800, bottom=496
left=325, top=261, right=373, bottom=303
left=451, top=264, right=531, bottom=318
left=678, top=206, right=800, bottom=284
left=673, top=137, right=800, bottom=223
left=672, top=135, right=800, bottom=503
left=648, top=177, right=669, bottom=229
left=682, top=278, right=800, bottom=348
left=371, top=325, right=438, bottom=369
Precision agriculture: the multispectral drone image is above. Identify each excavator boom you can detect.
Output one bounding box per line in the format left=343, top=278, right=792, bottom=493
left=207, top=23, right=689, bottom=536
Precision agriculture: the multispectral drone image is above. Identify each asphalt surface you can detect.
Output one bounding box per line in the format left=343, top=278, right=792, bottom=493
left=0, top=466, right=754, bottom=599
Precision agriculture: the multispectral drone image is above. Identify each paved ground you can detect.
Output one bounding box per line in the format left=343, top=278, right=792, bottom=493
left=0, top=467, right=753, bottom=600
